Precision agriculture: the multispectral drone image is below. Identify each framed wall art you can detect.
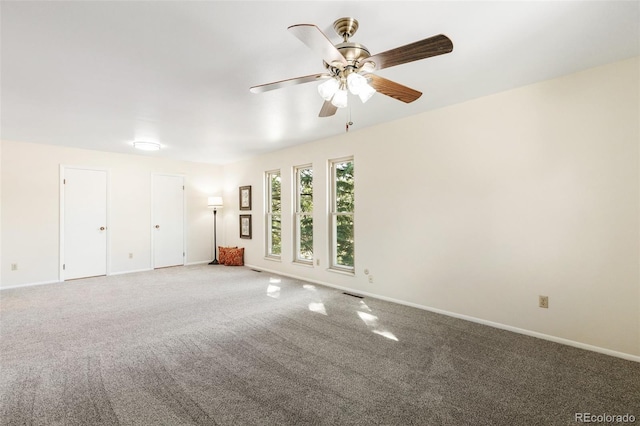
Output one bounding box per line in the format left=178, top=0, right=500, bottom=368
left=239, top=185, right=252, bottom=211
left=240, top=214, right=252, bottom=239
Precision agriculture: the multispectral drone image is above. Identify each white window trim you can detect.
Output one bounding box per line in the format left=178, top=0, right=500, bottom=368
left=265, top=169, right=282, bottom=260
left=329, top=157, right=355, bottom=274
left=293, top=164, right=313, bottom=265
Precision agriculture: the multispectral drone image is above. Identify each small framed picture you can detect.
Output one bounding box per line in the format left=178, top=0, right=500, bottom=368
left=240, top=214, right=252, bottom=239
left=239, top=185, right=252, bottom=211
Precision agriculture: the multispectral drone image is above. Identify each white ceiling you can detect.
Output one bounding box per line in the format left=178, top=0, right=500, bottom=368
left=2, top=1, right=638, bottom=165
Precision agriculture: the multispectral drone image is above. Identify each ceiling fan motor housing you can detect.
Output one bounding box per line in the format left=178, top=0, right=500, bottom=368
left=326, top=42, right=372, bottom=78
left=336, top=42, right=370, bottom=63
left=327, top=18, right=374, bottom=76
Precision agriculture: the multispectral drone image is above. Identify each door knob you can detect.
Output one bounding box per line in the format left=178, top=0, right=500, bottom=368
left=155, top=225, right=160, bottom=229
left=100, top=226, right=105, bottom=231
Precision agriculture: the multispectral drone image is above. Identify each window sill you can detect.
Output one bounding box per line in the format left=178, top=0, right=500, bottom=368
left=293, top=261, right=314, bottom=268
left=327, top=267, right=355, bottom=277
left=264, top=256, right=282, bottom=263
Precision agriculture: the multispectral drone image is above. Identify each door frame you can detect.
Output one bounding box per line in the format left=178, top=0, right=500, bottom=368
left=59, top=165, right=111, bottom=281
left=150, top=173, right=186, bottom=268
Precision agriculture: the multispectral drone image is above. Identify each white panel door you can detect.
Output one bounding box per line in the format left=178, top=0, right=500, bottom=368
left=152, top=174, right=185, bottom=268
left=64, top=168, right=108, bottom=280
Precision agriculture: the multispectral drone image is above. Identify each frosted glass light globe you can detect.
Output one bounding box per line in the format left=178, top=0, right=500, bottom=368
left=318, top=78, right=340, bottom=101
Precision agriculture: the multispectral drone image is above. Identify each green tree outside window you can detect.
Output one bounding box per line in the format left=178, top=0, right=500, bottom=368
left=295, top=166, right=313, bottom=262
left=267, top=170, right=281, bottom=257
left=331, top=159, right=354, bottom=269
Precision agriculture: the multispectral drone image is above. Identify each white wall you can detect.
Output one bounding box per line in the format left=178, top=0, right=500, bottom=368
left=0, top=139, right=3, bottom=287
left=1, top=141, right=223, bottom=287
left=222, top=57, right=640, bottom=358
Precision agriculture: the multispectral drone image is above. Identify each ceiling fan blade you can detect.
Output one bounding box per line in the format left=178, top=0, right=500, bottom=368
left=368, top=74, right=422, bottom=103
left=288, top=24, right=347, bottom=67
left=319, top=100, right=338, bottom=117
left=366, top=34, right=453, bottom=71
left=250, top=73, right=330, bottom=93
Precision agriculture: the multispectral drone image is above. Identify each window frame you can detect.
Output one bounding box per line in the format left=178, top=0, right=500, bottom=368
left=265, top=169, right=282, bottom=260
left=293, top=164, right=313, bottom=265
left=329, top=157, right=355, bottom=273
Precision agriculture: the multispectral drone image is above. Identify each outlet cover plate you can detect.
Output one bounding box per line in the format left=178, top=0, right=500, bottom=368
left=539, top=295, right=549, bottom=309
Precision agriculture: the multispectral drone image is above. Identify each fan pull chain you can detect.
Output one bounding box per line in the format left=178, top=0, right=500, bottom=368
left=346, top=104, right=353, bottom=132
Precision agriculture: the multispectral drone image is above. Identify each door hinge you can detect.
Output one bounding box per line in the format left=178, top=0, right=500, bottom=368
left=182, top=185, right=185, bottom=190
left=63, top=264, right=66, bottom=270
left=183, top=252, right=185, bottom=257
left=63, top=179, right=66, bottom=184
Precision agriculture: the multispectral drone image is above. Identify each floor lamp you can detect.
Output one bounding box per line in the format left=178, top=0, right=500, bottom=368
left=208, top=196, right=223, bottom=265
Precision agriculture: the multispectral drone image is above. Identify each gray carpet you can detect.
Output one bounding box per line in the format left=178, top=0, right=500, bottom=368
left=1, top=265, right=638, bottom=425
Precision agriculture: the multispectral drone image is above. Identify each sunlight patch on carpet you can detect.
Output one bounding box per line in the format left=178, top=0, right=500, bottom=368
left=308, top=302, right=327, bottom=316
left=266, top=284, right=280, bottom=298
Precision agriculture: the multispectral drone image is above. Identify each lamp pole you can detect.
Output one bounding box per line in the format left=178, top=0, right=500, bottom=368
left=207, top=196, right=223, bottom=265
left=209, top=208, right=219, bottom=265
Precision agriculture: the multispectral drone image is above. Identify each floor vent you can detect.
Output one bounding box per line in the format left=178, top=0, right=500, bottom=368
left=251, top=269, right=262, bottom=273
left=342, top=292, right=364, bottom=299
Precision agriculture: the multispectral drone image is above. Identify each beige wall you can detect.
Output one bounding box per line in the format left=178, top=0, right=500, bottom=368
left=1, top=142, right=223, bottom=287
left=223, top=57, right=640, bottom=358
left=2, top=57, right=637, bottom=358
left=0, top=140, right=2, bottom=287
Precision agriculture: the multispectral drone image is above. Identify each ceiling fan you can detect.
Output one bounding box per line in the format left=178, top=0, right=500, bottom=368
left=250, top=17, right=453, bottom=117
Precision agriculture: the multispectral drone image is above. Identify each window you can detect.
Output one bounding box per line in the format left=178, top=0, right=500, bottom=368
left=294, top=165, right=313, bottom=264
left=265, top=170, right=281, bottom=258
left=329, top=158, right=354, bottom=271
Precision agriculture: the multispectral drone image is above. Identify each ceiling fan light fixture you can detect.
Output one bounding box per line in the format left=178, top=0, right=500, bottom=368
left=331, top=87, right=348, bottom=108
left=346, top=72, right=367, bottom=95
left=250, top=18, right=453, bottom=118
left=133, top=141, right=161, bottom=151
left=318, top=78, right=340, bottom=101
left=358, top=83, right=376, bottom=103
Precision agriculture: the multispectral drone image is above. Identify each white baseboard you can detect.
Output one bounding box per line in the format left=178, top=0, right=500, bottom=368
left=109, top=268, right=153, bottom=276
left=185, top=260, right=211, bottom=266
left=1, top=263, right=211, bottom=290
left=1, top=280, right=61, bottom=291
left=245, top=264, right=640, bottom=363
left=1, top=268, right=155, bottom=289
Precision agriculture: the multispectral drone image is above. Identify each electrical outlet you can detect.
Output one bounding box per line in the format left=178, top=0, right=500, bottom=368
left=316, top=259, right=320, bottom=266
left=363, top=269, right=369, bottom=275
left=11, top=263, right=18, bottom=271
left=129, top=253, right=133, bottom=259
left=368, top=275, right=374, bottom=283
left=539, top=295, right=549, bottom=309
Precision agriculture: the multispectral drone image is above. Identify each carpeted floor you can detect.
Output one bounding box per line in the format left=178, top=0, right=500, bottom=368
left=0, top=265, right=638, bottom=425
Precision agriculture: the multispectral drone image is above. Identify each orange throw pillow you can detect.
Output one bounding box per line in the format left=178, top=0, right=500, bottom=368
left=218, top=246, right=237, bottom=265
left=225, top=247, right=244, bottom=266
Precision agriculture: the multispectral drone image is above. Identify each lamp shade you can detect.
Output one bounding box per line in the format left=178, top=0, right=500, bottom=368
left=346, top=73, right=367, bottom=95
left=207, top=196, right=223, bottom=209
left=358, top=83, right=376, bottom=103
left=318, top=78, right=340, bottom=101
left=331, top=87, right=348, bottom=108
